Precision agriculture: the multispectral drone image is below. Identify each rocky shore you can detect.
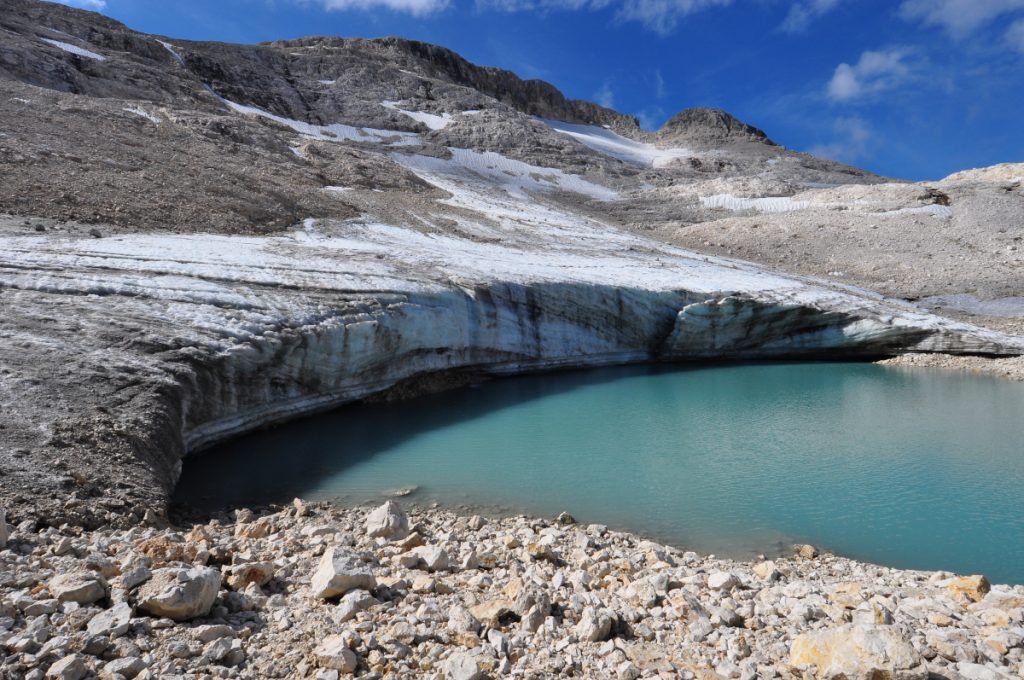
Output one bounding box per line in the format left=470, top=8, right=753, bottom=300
left=877, top=353, right=1024, bottom=382
left=2, top=501, right=1021, bottom=680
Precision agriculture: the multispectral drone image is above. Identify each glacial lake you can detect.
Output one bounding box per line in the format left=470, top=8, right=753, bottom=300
left=175, top=363, right=1024, bottom=584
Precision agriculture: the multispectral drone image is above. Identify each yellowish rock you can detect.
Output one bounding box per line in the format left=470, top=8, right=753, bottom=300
left=948, top=575, right=991, bottom=603
left=789, top=624, right=924, bottom=679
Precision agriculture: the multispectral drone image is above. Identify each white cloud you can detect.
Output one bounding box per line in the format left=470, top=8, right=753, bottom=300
left=827, top=48, right=915, bottom=102
left=654, top=69, right=666, bottom=99
left=781, top=0, right=843, bottom=33
left=809, top=116, right=871, bottom=163
left=46, top=0, right=107, bottom=9
left=899, top=0, right=1024, bottom=39
left=594, top=81, right=615, bottom=108
left=316, top=0, right=450, bottom=15
left=476, top=0, right=733, bottom=35
left=1007, top=18, right=1024, bottom=51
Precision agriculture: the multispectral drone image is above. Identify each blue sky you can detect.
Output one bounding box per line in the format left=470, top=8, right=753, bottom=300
left=53, top=0, right=1024, bottom=180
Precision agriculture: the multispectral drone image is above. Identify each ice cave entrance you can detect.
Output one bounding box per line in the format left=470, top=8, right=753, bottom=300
left=176, top=363, right=1024, bottom=584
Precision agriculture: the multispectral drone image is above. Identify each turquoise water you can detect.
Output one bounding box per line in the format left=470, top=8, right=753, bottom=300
left=175, top=363, right=1024, bottom=584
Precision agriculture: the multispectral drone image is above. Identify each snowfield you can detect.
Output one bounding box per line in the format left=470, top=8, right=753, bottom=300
left=221, top=98, right=421, bottom=145
left=40, top=38, right=105, bottom=61
left=540, top=118, right=692, bottom=168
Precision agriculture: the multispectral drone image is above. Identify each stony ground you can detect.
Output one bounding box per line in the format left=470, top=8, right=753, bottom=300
left=2, top=501, right=1022, bottom=680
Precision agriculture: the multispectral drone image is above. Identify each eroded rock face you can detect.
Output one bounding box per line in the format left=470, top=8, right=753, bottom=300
left=136, top=567, right=221, bottom=621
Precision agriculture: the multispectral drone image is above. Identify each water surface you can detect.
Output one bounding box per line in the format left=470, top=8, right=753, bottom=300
left=176, top=363, right=1024, bottom=584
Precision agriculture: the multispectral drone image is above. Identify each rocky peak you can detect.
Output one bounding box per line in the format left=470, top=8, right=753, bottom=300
left=657, top=107, right=776, bottom=147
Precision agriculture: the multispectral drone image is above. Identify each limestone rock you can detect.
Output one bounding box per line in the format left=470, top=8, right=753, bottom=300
left=948, top=575, right=991, bottom=603
left=411, top=545, right=450, bottom=571
left=49, top=571, right=109, bottom=604
left=136, top=567, right=222, bottom=621
left=225, top=561, right=274, bottom=590
left=789, top=624, right=924, bottom=679
left=576, top=607, right=615, bottom=642
left=311, top=547, right=376, bottom=599
left=443, top=651, right=483, bottom=680
left=335, top=588, right=378, bottom=623
left=470, top=598, right=516, bottom=627
left=313, top=635, right=358, bottom=672
left=707, top=571, right=739, bottom=591
left=796, top=544, right=820, bottom=559
left=101, top=657, right=146, bottom=679
left=46, top=655, right=89, bottom=680
left=365, top=501, right=409, bottom=540
left=752, top=560, right=781, bottom=582
left=87, top=602, right=133, bottom=637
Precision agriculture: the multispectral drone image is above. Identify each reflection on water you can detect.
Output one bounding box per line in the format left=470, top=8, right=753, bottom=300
left=175, top=362, right=1024, bottom=584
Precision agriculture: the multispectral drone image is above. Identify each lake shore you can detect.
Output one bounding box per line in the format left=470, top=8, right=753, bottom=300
left=877, top=353, right=1024, bottom=382
left=2, top=500, right=1021, bottom=679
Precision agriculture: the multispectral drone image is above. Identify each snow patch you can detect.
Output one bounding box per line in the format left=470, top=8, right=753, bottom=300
left=157, top=40, right=184, bottom=66
left=701, top=194, right=813, bottom=214
left=875, top=205, right=952, bottom=219
left=221, top=98, right=420, bottom=146
left=541, top=118, right=691, bottom=169
left=318, top=80, right=336, bottom=85
left=123, top=106, right=160, bottom=124
left=395, top=147, right=618, bottom=203
left=41, top=38, right=106, bottom=61
left=381, top=101, right=451, bottom=130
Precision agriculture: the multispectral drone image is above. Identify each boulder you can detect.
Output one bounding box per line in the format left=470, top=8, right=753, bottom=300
left=707, top=571, right=739, bottom=591
left=101, top=657, right=146, bottom=679
left=752, top=560, right=781, bottom=582
left=311, top=547, right=376, bottom=600
left=0, top=507, right=8, bottom=549
left=313, top=635, right=358, bottom=672
left=136, top=567, right=221, bottom=621
left=49, top=571, right=109, bottom=604
left=469, top=598, right=516, bottom=627
left=364, top=501, right=409, bottom=540
left=576, top=607, right=614, bottom=642
left=46, top=655, right=89, bottom=680
left=87, top=602, right=133, bottom=637
left=789, top=624, right=925, bottom=679
left=225, top=561, right=274, bottom=590
left=948, top=575, right=991, bottom=603
left=409, top=545, right=449, bottom=572
left=335, top=589, right=378, bottom=623
left=796, top=544, right=819, bottom=559
left=443, top=651, right=483, bottom=680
